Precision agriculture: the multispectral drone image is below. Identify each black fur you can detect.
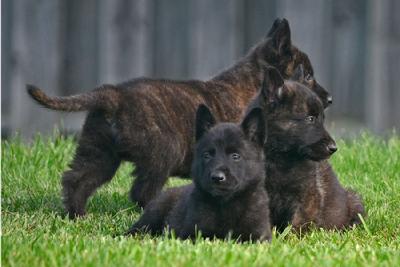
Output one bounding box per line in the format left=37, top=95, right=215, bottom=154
left=126, top=105, right=271, bottom=242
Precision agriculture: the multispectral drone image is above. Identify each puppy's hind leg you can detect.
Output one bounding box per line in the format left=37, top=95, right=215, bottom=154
left=62, top=151, right=120, bottom=219
left=129, top=165, right=171, bottom=208
left=128, top=137, right=181, bottom=207
left=62, top=113, right=121, bottom=219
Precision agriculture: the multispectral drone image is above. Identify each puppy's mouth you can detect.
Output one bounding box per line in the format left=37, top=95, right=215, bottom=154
left=299, top=143, right=335, bottom=161
left=209, top=184, right=235, bottom=196
left=207, top=179, right=238, bottom=199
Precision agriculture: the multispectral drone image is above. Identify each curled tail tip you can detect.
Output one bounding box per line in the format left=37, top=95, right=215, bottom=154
left=26, top=83, right=36, bottom=93
left=26, top=84, right=44, bottom=100
left=26, top=84, right=55, bottom=109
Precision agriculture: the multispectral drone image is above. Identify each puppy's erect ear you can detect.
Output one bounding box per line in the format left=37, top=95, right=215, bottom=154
left=268, top=18, right=292, bottom=56
left=266, top=18, right=282, bottom=38
left=260, top=66, right=287, bottom=105
left=290, top=64, right=305, bottom=82
left=241, top=107, right=266, bottom=147
left=195, top=104, right=216, bottom=141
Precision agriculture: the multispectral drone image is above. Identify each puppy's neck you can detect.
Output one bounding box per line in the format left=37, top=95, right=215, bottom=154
left=265, top=149, right=317, bottom=188
left=267, top=149, right=314, bottom=168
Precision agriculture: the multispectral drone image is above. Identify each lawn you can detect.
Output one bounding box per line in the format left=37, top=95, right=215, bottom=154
left=1, top=133, right=400, bottom=267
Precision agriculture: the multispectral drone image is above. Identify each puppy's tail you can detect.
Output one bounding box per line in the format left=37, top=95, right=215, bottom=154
left=26, top=84, right=120, bottom=112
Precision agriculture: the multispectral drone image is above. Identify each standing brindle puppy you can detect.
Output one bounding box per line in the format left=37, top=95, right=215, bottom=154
left=248, top=66, right=365, bottom=231
left=126, top=105, right=271, bottom=242
left=27, top=18, right=330, bottom=218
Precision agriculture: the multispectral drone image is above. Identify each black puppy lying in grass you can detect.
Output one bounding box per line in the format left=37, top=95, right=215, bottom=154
left=249, top=66, right=365, bottom=231
left=126, top=105, right=271, bottom=242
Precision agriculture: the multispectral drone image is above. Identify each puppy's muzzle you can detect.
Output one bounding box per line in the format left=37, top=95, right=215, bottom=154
left=211, top=171, right=226, bottom=183
left=326, top=143, right=337, bottom=155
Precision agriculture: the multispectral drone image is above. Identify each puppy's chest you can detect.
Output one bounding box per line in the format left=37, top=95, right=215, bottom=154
left=190, top=200, right=246, bottom=231
left=265, top=162, right=318, bottom=226
left=213, top=200, right=260, bottom=233
left=266, top=163, right=315, bottom=195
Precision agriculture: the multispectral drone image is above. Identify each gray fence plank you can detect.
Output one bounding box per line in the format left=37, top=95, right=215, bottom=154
left=188, top=0, right=243, bottom=80
left=1, top=0, right=13, bottom=136
left=8, top=0, right=65, bottom=138
left=62, top=0, right=99, bottom=93
left=54, top=0, right=101, bottom=133
left=98, top=0, right=154, bottom=84
left=330, top=0, right=367, bottom=121
left=153, top=0, right=190, bottom=79
left=387, top=0, right=400, bottom=132
left=366, top=0, right=400, bottom=133
left=243, top=0, right=277, bottom=52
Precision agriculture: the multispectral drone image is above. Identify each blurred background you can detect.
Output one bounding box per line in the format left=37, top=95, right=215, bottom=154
left=2, top=0, right=399, bottom=139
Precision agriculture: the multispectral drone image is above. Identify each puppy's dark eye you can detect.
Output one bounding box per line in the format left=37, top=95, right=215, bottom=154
left=305, top=116, right=316, bottom=123
left=305, top=74, right=313, bottom=81
left=203, top=152, right=212, bottom=161
left=231, top=153, right=241, bottom=161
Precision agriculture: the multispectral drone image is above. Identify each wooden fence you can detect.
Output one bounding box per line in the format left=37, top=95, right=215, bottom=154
left=2, top=0, right=399, bottom=138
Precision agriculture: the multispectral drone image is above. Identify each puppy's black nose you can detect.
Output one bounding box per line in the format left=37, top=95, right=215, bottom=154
left=327, top=96, right=333, bottom=104
left=327, top=144, right=337, bottom=154
left=211, top=172, right=226, bottom=183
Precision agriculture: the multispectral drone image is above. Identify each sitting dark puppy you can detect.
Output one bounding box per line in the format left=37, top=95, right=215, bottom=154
left=126, top=105, right=271, bottom=242
left=249, top=66, right=365, bottom=231
left=27, top=18, right=332, bottom=218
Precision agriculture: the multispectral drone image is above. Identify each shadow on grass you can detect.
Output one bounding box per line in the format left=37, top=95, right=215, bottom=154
left=3, top=191, right=142, bottom=217
left=87, top=192, right=142, bottom=215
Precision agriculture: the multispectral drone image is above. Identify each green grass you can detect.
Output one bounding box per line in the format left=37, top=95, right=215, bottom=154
left=2, top=133, right=400, bottom=267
